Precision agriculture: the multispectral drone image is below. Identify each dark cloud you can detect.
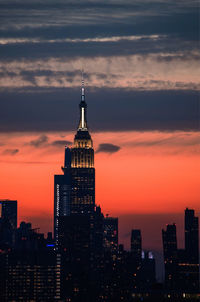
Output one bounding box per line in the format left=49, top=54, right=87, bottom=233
left=29, top=135, right=48, bottom=147
left=0, top=1, right=198, bottom=133
left=50, top=140, right=72, bottom=147
left=0, top=0, right=198, bottom=61
left=27, top=136, right=72, bottom=149
left=96, top=143, right=121, bottom=154
left=0, top=37, right=198, bottom=60
left=16, top=70, right=91, bottom=86
left=3, top=148, right=19, bottom=155
left=1, top=68, right=199, bottom=93
left=0, top=1, right=197, bottom=40
left=0, top=89, right=198, bottom=133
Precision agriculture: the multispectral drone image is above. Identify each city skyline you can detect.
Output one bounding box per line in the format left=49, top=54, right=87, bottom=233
left=1, top=83, right=199, bottom=282
left=0, top=0, right=199, bottom=284
left=1, top=86, right=199, bottom=250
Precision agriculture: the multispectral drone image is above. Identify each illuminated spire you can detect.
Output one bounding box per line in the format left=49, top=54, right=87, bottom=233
left=78, top=70, right=87, bottom=130
left=81, top=69, right=85, bottom=102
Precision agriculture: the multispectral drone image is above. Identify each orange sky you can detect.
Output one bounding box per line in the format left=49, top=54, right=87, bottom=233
left=0, top=130, right=199, bottom=237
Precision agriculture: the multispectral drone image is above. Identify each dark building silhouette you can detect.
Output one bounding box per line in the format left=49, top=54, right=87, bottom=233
left=1, top=250, right=58, bottom=302
left=0, top=199, right=17, bottom=249
left=141, top=251, right=156, bottom=289
left=54, top=84, right=95, bottom=244
left=162, top=223, right=177, bottom=290
left=101, top=217, right=119, bottom=300
left=130, top=229, right=142, bottom=290
left=54, top=83, right=105, bottom=301
left=131, top=229, right=142, bottom=260
left=182, top=208, right=199, bottom=291
left=185, top=208, right=199, bottom=265
left=58, top=215, right=91, bottom=300
left=162, top=209, right=199, bottom=294
left=15, top=221, right=46, bottom=250
left=93, top=205, right=104, bottom=289
left=0, top=221, right=59, bottom=302
left=103, top=216, right=118, bottom=256
left=0, top=200, right=17, bottom=229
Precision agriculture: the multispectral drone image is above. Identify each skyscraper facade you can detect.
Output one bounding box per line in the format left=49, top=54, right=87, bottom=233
left=54, top=84, right=103, bottom=301
left=0, top=199, right=17, bottom=248
left=1, top=222, right=59, bottom=302
left=0, top=199, right=17, bottom=229
left=162, top=209, right=199, bottom=293
left=183, top=208, right=199, bottom=291
left=162, top=224, right=177, bottom=290
left=54, top=85, right=95, bottom=244
left=185, top=208, right=199, bottom=265
left=130, top=229, right=142, bottom=290
left=103, top=216, right=118, bottom=256
left=131, top=229, right=142, bottom=260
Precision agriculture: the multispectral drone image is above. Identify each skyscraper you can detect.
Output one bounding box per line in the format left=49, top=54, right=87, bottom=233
left=162, top=210, right=199, bottom=293
left=103, top=216, right=118, bottom=256
left=1, top=223, right=59, bottom=302
left=0, top=199, right=17, bottom=229
left=141, top=251, right=156, bottom=289
left=54, top=82, right=103, bottom=301
left=162, top=224, right=177, bottom=290
left=54, top=83, right=95, bottom=243
left=185, top=208, right=199, bottom=265
left=130, top=229, right=142, bottom=290
left=183, top=208, right=199, bottom=291
left=131, top=229, right=142, bottom=260
left=0, top=199, right=17, bottom=248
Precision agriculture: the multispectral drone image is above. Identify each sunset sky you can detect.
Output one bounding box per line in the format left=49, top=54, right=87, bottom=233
left=0, top=0, right=199, bottom=280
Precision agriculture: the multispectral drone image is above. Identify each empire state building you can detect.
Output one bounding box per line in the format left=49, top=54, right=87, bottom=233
left=54, top=84, right=95, bottom=241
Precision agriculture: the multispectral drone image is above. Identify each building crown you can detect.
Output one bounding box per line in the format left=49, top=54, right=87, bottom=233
left=78, top=72, right=88, bottom=131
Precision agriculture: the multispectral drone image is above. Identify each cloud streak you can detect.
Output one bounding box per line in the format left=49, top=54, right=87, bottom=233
left=96, top=143, right=121, bottom=154
left=50, top=140, right=72, bottom=147
left=0, top=34, right=164, bottom=45
left=0, top=52, right=199, bottom=90
left=3, top=148, right=19, bottom=155
left=29, top=135, right=48, bottom=147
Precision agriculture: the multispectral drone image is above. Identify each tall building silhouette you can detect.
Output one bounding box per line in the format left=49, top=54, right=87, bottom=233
left=0, top=199, right=17, bottom=248
left=54, top=83, right=95, bottom=244
left=141, top=251, right=156, bottom=289
left=0, top=199, right=17, bottom=229
left=183, top=208, right=199, bottom=291
left=131, top=229, right=142, bottom=260
left=162, top=224, right=177, bottom=290
left=54, top=82, right=103, bottom=301
left=162, top=209, right=199, bottom=293
left=185, top=208, right=199, bottom=266
left=1, top=222, right=59, bottom=302
left=103, top=216, right=118, bottom=256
